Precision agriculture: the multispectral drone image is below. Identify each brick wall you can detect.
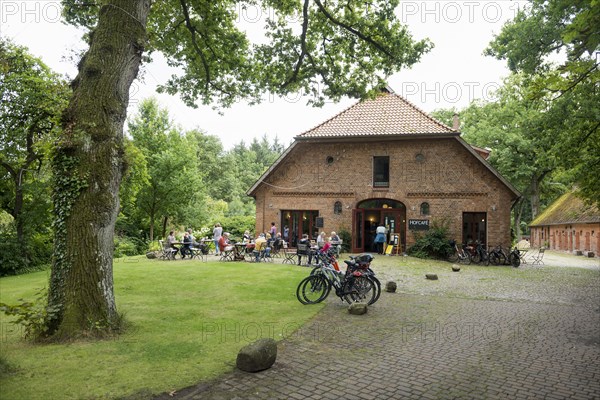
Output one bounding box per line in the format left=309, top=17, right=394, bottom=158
left=531, top=223, right=600, bottom=255
left=252, top=137, right=517, bottom=250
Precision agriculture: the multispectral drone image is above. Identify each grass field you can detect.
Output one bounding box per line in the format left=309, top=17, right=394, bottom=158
left=0, top=257, right=323, bottom=400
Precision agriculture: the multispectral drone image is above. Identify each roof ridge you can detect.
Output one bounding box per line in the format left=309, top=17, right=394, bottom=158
left=390, top=92, right=458, bottom=133
left=297, top=91, right=456, bottom=138
left=296, top=96, right=368, bottom=137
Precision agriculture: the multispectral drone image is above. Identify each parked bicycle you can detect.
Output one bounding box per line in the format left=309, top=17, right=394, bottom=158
left=468, top=241, right=488, bottom=264
left=447, top=240, right=471, bottom=264
left=297, top=252, right=378, bottom=305
left=310, top=252, right=382, bottom=305
left=488, top=245, right=520, bottom=268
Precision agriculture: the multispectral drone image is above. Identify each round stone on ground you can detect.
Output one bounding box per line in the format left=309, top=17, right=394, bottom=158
left=452, top=265, right=461, bottom=272
left=348, top=302, right=368, bottom=315
left=236, top=338, right=277, bottom=372
left=385, top=281, right=397, bottom=292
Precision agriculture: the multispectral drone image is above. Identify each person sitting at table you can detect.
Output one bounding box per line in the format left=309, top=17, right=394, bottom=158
left=181, top=232, right=193, bottom=259
left=316, top=231, right=326, bottom=248
left=271, top=232, right=283, bottom=253
left=166, top=230, right=179, bottom=257
left=320, top=236, right=331, bottom=254
left=330, top=231, right=342, bottom=255
left=218, top=232, right=232, bottom=253
left=253, top=233, right=269, bottom=262
left=187, top=228, right=198, bottom=245
left=297, top=233, right=313, bottom=265
left=242, top=230, right=252, bottom=243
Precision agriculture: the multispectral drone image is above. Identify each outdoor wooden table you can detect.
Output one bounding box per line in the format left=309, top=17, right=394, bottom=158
left=232, top=243, right=248, bottom=261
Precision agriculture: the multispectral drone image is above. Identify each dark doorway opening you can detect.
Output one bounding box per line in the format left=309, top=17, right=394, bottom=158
left=281, top=210, right=319, bottom=246
left=353, top=199, right=406, bottom=253
left=462, top=212, right=487, bottom=245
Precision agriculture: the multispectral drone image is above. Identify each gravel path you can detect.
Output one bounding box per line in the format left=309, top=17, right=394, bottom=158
left=156, top=256, right=600, bottom=400
left=531, top=250, right=599, bottom=270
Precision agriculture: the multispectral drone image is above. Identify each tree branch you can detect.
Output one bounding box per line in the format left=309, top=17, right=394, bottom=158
left=313, top=0, right=396, bottom=60
left=283, top=0, right=310, bottom=88
left=179, top=0, right=210, bottom=90
left=551, top=61, right=598, bottom=99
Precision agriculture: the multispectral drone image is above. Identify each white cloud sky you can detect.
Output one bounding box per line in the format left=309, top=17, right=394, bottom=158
left=0, top=0, right=527, bottom=149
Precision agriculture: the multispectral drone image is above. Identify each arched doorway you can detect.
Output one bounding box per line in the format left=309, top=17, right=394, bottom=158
left=352, top=199, right=406, bottom=253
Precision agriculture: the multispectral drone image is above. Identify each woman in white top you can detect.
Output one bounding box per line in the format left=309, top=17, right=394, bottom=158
left=316, top=232, right=326, bottom=248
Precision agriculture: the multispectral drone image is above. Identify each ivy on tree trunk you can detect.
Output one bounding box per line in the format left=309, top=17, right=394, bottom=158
left=47, top=0, right=151, bottom=338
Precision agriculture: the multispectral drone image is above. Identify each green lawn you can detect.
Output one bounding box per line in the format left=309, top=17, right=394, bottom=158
left=0, top=257, right=323, bottom=400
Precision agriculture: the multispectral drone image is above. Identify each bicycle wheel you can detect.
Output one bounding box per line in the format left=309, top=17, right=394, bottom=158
left=342, top=276, right=376, bottom=305
left=481, top=250, right=490, bottom=266
left=448, top=252, right=459, bottom=263
left=510, top=253, right=521, bottom=268
left=368, top=275, right=382, bottom=304
left=497, top=253, right=507, bottom=265
left=489, top=253, right=500, bottom=265
left=296, top=275, right=330, bottom=304
left=459, top=251, right=471, bottom=265
left=471, top=252, right=481, bottom=264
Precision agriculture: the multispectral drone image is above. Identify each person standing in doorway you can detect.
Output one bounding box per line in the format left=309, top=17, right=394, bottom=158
left=270, top=222, right=277, bottom=238
left=283, top=225, right=289, bottom=243
left=213, top=223, right=223, bottom=256
left=374, top=223, right=387, bottom=254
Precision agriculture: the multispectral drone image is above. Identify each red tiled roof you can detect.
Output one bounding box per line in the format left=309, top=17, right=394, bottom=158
left=298, top=91, right=456, bottom=138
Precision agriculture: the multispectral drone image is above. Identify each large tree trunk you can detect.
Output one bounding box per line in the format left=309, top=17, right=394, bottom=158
left=530, top=175, right=541, bottom=219
left=149, top=214, right=155, bottom=242
left=513, top=199, right=525, bottom=242
left=529, top=171, right=550, bottom=219
left=47, top=0, right=150, bottom=338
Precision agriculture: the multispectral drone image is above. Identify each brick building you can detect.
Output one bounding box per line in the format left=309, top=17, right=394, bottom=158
left=247, top=89, right=520, bottom=253
left=529, top=192, right=599, bottom=255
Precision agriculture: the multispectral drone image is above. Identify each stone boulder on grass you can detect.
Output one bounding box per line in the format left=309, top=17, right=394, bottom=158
left=236, top=338, right=277, bottom=372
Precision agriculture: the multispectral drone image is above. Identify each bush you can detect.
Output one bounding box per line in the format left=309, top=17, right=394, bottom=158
left=114, top=236, right=147, bottom=258
left=0, top=288, right=58, bottom=340
left=220, top=215, right=256, bottom=239
left=338, top=228, right=352, bottom=253
left=0, top=234, right=52, bottom=276
left=407, top=222, right=453, bottom=260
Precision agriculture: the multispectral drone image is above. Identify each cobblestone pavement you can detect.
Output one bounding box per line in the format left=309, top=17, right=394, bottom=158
left=157, top=262, right=600, bottom=400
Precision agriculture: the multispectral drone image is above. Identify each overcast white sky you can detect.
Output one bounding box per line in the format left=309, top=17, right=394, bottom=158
left=0, top=1, right=526, bottom=148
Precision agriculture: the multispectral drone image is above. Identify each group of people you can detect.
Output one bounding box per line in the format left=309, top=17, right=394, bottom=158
left=165, top=228, right=208, bottom=259
left=164, top=222, right=342, bottom=263
left=297, top=231, right=342, bottom=265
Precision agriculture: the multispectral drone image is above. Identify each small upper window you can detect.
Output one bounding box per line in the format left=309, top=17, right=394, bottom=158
left=373, top=156, right=389, bottom=188
left=420, top=202, right=430, bottom=215
left=334, top=201, right=342, bottom=214
left=326, top=156, right=334, bottom=165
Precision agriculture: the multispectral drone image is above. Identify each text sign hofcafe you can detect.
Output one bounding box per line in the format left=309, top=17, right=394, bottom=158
left=408, top=219, right=430, bottom=231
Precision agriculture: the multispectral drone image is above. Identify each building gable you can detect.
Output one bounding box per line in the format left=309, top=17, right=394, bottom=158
left=248, top=91, right=519, bottom=199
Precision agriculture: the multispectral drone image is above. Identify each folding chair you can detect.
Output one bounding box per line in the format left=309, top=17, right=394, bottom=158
left=296, top=243, right=310, bottom=266
left=219, top=245, right=234, bottom=261
left=270, top=239, right=282, bottom=258
left=260, top=248, right=274, bottom=263
left=529, top=248, right=545, bottom=266
left=159, top=240, right=177, bottom=260
left=281, top=242, right=297, bottom=264
left=191, top=245, right=207, bottom=262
